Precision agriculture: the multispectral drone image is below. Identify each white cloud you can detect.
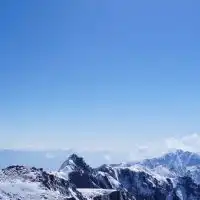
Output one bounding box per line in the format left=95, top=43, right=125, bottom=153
left=165, top=133, right=200, bottom=152
left=104, top=154, right=111, bottom=162
left=127, top=133, right=200, bottom=161
left=1, top=132, right=200, bottom=163
left=128, top=145, right=149, bottom=161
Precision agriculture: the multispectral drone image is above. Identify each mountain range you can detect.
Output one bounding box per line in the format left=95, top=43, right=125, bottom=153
left=1, top=149, right=200, bottom=199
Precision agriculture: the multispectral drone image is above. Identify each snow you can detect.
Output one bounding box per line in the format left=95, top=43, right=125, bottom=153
left=78, top=189, right=115, bottom=200
left=153, top=165, right=174, bottom=177
left=113, top=168, right=119, bottom=181
left=68, top=188, right=81, bottom=200
left=50, top=170, right=72, bottom=180
left=0, top=180, right=66, bottom=200
left=1, top=150, right=200, bottom=200
left=97, top=171, right=106, bottom=177
left=107, top=175, right=121, bottom=188
left=59, top=161, right=74, bottom=173
left=0, top=166, right=83, bottom=200
left=114, top=164, right=168, bottom=183
left=176, top=188, right=185, bottom=200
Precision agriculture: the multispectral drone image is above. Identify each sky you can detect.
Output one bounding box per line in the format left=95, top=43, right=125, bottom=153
left=0, top=0, right=200, bottom=155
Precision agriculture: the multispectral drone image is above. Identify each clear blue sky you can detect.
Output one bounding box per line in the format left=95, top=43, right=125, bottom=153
left=0, top=0, right=200, bottom=150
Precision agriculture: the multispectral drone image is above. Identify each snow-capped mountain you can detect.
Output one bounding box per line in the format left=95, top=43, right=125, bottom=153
left=58, top=154, right=178, bottom=199
left=59, top=154, right=92, bottom=174
left=98, top=164, right=179, bottom=200
left=58, top=151, right=200, bottom=200
left=0, top=162, right=133, bottom=199
left=58, top=154, right=124, bottom=190
left=137, top=149, right=200, bottom=184
left=1, top=150, right=200, bottom=199
left=140, top=150, right=200, bottom=171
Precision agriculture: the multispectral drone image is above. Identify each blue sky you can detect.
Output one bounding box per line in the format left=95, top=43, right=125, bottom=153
left=0, top=0, right=200, bottom=152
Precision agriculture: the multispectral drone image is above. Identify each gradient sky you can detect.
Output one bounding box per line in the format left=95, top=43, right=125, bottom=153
left=0, top=0, right=200, bottom=151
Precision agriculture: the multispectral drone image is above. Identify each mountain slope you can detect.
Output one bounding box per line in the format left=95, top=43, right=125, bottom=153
left=138, top=149, right=200, bottom=184
left=0, top=164, right=134, bottom=200
left=58, top=154, right=123, bottom=190
left=2, top=150, right=200, bottom=199
left=59, top=154, right=180, bottom=200
left=0, top=165, right=86, bottom=200
left=140, top=150, right=200, bottom=170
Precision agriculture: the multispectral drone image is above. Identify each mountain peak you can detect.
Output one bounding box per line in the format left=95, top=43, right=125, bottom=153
left=59, top=153, right=92, bottom=173
left=68, top=153, right=81, bottom=161
left=171, top=149, right=193, bottom=156
left=174, top=149, right=185, bottom=154
left=163, top=149, right=200, bottom=160
left=140, top=149, right=200, bottom=175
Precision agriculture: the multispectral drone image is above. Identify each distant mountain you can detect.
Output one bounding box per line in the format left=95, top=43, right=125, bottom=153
left=140, top=149, right=200, bottom=170
left=138, top=149, right=200, bottom=184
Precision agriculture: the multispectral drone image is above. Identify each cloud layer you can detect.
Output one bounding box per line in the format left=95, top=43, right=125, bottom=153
left=130, top=133, right=200, bottom=160
left=1, top=133, right=200, bottom=164
left=166, top=133, right=200, bottom=152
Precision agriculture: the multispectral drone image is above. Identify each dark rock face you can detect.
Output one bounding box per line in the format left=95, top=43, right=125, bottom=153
left=92, top=190, right=135, bottom=200
left=59, top=155, right=118, bottom=189
left=99, top=165, right=179, bottom=200
left=68, top=171, right=98, bottom=188
left=176, top=176, right=200, bottom=199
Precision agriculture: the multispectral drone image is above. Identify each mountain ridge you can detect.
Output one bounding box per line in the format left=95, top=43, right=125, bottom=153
left=1, top=149, right=200, bottom=199
left=58, top=150, right=200, bottom=199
